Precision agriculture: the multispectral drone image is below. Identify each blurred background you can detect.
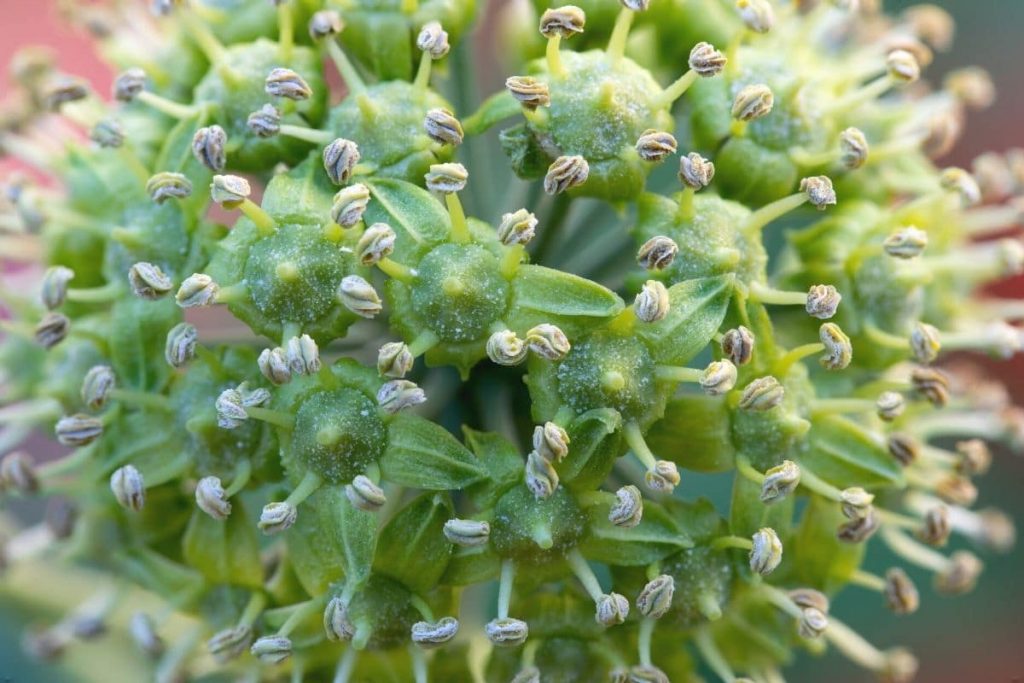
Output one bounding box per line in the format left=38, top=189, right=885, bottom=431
left=2, top=1, right=1023, bottom=681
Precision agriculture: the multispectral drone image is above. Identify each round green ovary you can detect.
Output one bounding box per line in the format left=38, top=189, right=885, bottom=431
left=243, top=223, right=347, bottom=324
left=345, top=574, right=419, bottom=650
left=556, top=332, right=657, bottom=422
left=289, top=389, right=386, bottom=483
left=661, top=547, right=732, bottom=628
left=490, top=487, right=586, bottom=564
left=410, top=243, right=509, bottom=343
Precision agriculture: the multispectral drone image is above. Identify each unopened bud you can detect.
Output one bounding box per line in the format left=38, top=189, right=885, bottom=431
left=732, top=84, right=774, bottom=121
left=192, top=125, right=227, bottom=171
left=323, top=138, right=361, bottom=186
left=345, top=475, right=387, bottom=512
left=636, top=575, right=674, bottom=619
left=377, top=379, right=426, bottom=413
left=146, top=172, right=192, bottom=203
left=544, top=155, right=589, bottom=195
left=247, top=103, right=281, bottom=138
left=411, top=617, right=459, bottom=648
left=738, top=376, right=785, bottom=411
left=207, top=626, right=252, bottom=663
left=800, top=176, right=837, bottom=210
left=609, top=485, right=643, bottom=527
left=377, top=342, right=414, bottom=378
left=839, top=127, right=869, bottom=169
left=876, top=391, right=905, bottom=421
left=737, top=0, right=774, bottom=33
left=750, top=528, right=783, bottom=575
left=41, top=266, right=74, bottom=310
left=637, top=236, right=678, bottom=270
left=526, top=324, right=570, bottom=360
left=355, top=222, right=396, bottom=265
left=259, top=502, right=297, bottom=534
left=485, top=617, right=529, bottom=647
left=761, top=460, right=800, bottom=503
left=884, top=226, right=928, bottom=259
left=688, top=41, right=727, bottom=77
left=165, top=322, right=197, bottom=368
left=934, top=550, right=982, bottom=594
left=338, top=275, right=382, bottom=318
left=539, top=6, right=586, bottom=38
left=805, top=284, right=841, bottom=319
left=636, top=130, right=677, bottom=163
left=505, top=76, right=550, bottom=110
left=417, top=21, right=450, bottom=58
left=55, top=414, right=103, bottom=446
left=634, top=280, right=670, bottom=323
left=331, top=184, right=371, bottom=227
left=525, top=450, right=559, bottom=498
left=210, top=175, right=251, bottom=207
left=533, top=422, right=570, bottom=463
left=250, top=635, right=292, bottom=664
left=324, top=598, right=355, bottom=642
left=886, top=49, right=920, bottom=83
left=645, top=460, right=680, bottom=493
left=111, top=465, right=145, bottom=511
left=700, top=359, right=738, bottom=395
left=424, top=108, right=463, bottom=146
left=596, top=592, right=629, bottom=626
left=679, top=152, right=715, bottom=189
left=425, top=162, right=468, bottom=194
left=128, top=262, right=173, bottom=299
left=722, top=326, right=755, bottom=365
left=175, top=273, right=219, bottom=308
left=265, top=67, right=311, bottom=100
left=81, top=365, right=115, bottom=410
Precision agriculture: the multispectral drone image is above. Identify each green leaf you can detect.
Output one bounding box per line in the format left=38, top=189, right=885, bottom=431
left=803, top=414, right=905, bottom=489
left=364, top=178, right=451, bottom=258
left=728, top=471, right=794, bottom=540
left=646, top=395, right=735, bottom=473
left=182, top=502, right=262, bottom=589
left=509, top=264, right=624, bottom=333
left=382, top=414, right=489, bottom=490
left=790, top=496, right=864, bottom=592
left=635, top=275, right=733, bottom=366
left=500, top=124, right=552, bottom=180
left=558, top=408, right=623, bottom=490
left=109, top=297, right=178, bottom=392
left=287, top=485, right=377, bottom=596
left=580, top=500, right=691, bottom=566
left=462, top=427, right=522, bottom=509
left=373, top=492, right=453, bottom=594
left=663, top=497, right=728, bottom=545
left=260, top=152, right=336, bottom=224
left=463, top=91, right=522, bottom=136
left=440, top=545, right=502, bottom=586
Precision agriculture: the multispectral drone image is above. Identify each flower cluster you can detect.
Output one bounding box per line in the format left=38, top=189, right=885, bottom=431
left=1, top=1, right=1021, bottom=682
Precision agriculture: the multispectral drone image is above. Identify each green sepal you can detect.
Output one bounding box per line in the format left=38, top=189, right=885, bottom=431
left=557, top=408, right=623, bottom=490
left=580, top=499, right=692, bottom=566
left=364, top=178, right=452, bottom=261
left=286, top=485, right=377, bottom=596
left=440, top=544, right=502, bottom=586
left=109, top=297, right=179, bottom=392
left=463, top=90, right=521, bottom=136
left=714, top=136, right=800, bottom=207
left=500, top=123, right=552, bottom=179
left=508, top=264, right=624, bottom=334
left=260, top=152, right=336, bottom=225
left=114, top=546, right=202, bottom=599
left=803, top=414, right=905, bottom=490
left=663, top=496, right=729, bottom=545
left=728, top=469, right=794, bottom=540
left=646, top=394, right=736, bottom=473
left=635, top=275, right=733, bottom=366
left=462, top=427, right=523, bottom=509
left=789, top=495, right=865, bottom=592
left=381, top=414, right=489, bottom=490
left=182, top=501, right=263, bottom=589
left=373, top=492, right=454, bottom=594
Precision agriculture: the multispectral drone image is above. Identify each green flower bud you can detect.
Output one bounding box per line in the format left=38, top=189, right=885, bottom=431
left=487, top=330, right=528, bottom=366
left=308, top=10, right=342, bottom=40
left=911, top=367, right=950, bottom=407
left=732, top=84, right=774, bottom=121
left=525, top=450, right=559, bottom=498
left=761, top=460, right=800, bottom=503
left=338, top=275, right=382, bottom=318
left=206, top=626, right=252, bottom=663
left=324, top=598, right=355, bottom=642
left=917, top=505, right=950, bottom=546
left=798, top=607, right=828, bottom=639
left=749, top=527, right=782, bottom=575
left=145, top=172, right=192, bottom=204
left=35, top=312, right=68, bottom=349
left=128, top=613, right=163, bottom=658
left=258, top=347, right=291, bottom=385
left=165, top=322, right=197, bottom=368
left=805, top=284, right=841, bottom=319
left=331, top=184, right=371, bottom=228
left=377, top=379, right=426, bottom=413
left=411, top=617, right=459, bottom=648
left=417, top=21, right=450, bottom=59
left=485, top=617, right=529, bottom=647
left=377, top=342, right=414, bottom=378
left=596, top=592, right=629, bottom=626
left=0, top=451, right=38, bottom=494
left=737, top=0, right=775, bottom=33
left=886, top=49, right=920, bottom=83
left=910, top=322, right=941, bottom=364
left=689, top=41, right=727, bottom=77
left=533, top=422, right=570, bottom=463
left=55, top=414, right=103, bottom=446
left=634, top=280, right=670, bottom=323
left=819, top=322, right=852, bottom=370
left=210, top=175, right=251, bottom=208
left=800, top=176, right=837, bottom=210
left=645, top=460, right=680, bottom=492
left=636, top=130, right=677, bottom=163
left=505, top=76, right=550, bottom=110
left=90, top=118, right=124, bottom=148
left=345, top=475, right=387, bottom=512
left=356, top=222, right=396, bottom=265
left=192, top=125, right=227, bottom=172
left=722, top=326, right=755, bottom=366
left=637, top=236, right=678, bottom=270
left=884, top=226, right=928, bottom=259
left=636, top=574, right=674, bottom=619
left=247, top=103, right=281, bottom=138
left=250, top=634, right=292, bottom=664
left=609, top=485, right=643, bottom=527
left=40, top=266, right=74, bottom=310
left=526, top=324, right=570, bottom=361
left=544, top=155, right=589, bottom=195
left=113, top=68, right=145, bottom=102
left=934, top=551, right=983, bottom=594
left=443, top=518, right=490, bottom=547
left=738, top=376, right=784, bottom=411
left=175, top=273, right=219, bottom=308
left=128, top=262, right=173, bottom=300
left=497, top=209, right=538, bottom=245
left=285, top=334, right=320, bottom=375
left=81, top=365, right=114, bottom=410
left=265, top=67, right=312, bottom=100
left=837, top=509, right=879, bottom=543
left=884, top=568, right=919, bottom=614
left=424, top=108, right=464, bottom=146
left=258, top=502, right=297, bottom=534
left=323, top=138, right=360, bottom=185
left=839, top=127, right=869, bottom=169
left=699, top=359, right=738, bottom=395
left=195, top=476, right=231, bottom=520
left=425, top=162, right=468, bottom=194
left=110, top=465, right=145, bottom=512
left=679, top=152, right=715, bottom=190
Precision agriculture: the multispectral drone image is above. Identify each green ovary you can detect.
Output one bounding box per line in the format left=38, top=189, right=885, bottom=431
left=288, top=389, right=386, bottom=483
